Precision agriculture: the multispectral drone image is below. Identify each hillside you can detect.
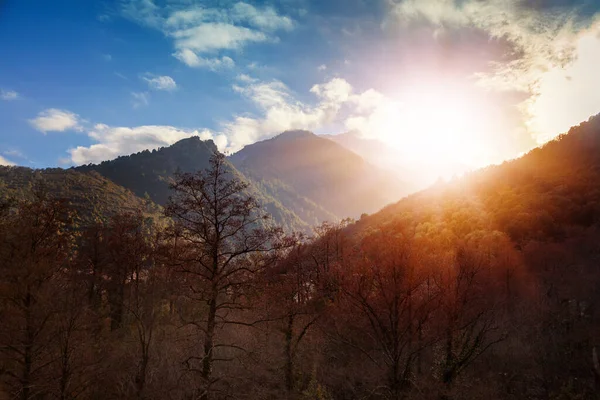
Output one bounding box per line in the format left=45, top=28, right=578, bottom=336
left=0, top=166, right=161, bottom=224
left=75, top=137, right=218, bottom=205
left=230, top=130, right=408, bottom=220
left=359, top=114, right=600, bottom=243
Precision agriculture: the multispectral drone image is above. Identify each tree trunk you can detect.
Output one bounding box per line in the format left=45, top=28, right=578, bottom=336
left=136, top=342, right=149, bottom=400
left=110, top=280, right=125, bottom=331
left=59, top=336, right=71, bottom=400
left=284, top=314, right=294, bottom=392
left=442, top=323, right=455, bottom=385
left=593, top=346, right=600, bottom=389
left=22, top=289, right=33, bottom=400
left=201, top=287, right=218, bottom=400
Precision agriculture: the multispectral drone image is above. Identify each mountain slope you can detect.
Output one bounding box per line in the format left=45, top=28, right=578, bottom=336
left=230, top=130, right=408, bottom=220
left=357, top=113, right=600, bottom=244
left=75, top=137, right=311, bottom=232
left=76, top=137, right=218, bottom=206
left=0, top=166, right=161, bottom=224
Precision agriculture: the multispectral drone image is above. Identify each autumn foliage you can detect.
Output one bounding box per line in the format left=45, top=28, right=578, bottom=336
left=2, top=114, right=600, bottom=400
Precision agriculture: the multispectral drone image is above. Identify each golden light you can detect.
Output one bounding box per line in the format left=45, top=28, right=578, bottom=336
left=373, top=82, right=497, bottom=179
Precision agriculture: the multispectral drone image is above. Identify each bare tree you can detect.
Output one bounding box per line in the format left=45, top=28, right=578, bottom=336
left=0, top=195, right=76, bottom=400
left=164, top=152, right=285, bottom=399
left=262, top=238, right=326, bottom=392
left=331, top=228, right=438, bottom=400
left=434, top=235, right=510, bottom=388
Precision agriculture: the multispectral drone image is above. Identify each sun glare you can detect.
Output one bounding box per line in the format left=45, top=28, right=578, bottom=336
left=374, top=83, right=494, bottom=178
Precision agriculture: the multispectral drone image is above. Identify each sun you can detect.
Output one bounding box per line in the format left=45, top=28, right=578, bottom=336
left=373, top=82, right=495, bottom=178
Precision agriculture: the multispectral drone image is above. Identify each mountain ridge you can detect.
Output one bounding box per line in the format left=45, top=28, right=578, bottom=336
left=230, top=129, right=409, bottom=220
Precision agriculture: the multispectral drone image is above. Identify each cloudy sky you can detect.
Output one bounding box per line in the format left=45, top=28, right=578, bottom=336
left=1, top=0, right=600, bottom=173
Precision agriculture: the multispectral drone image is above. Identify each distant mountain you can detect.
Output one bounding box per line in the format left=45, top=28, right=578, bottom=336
left=322, top=131, right=400, bottom=169
left=75, top=137, right=311, bottom=232
left=0, top=166, right=160, bottom=225
left=230, top=130, right=409, bottom=220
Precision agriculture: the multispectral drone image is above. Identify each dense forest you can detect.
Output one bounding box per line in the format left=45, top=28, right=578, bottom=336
left=2, top=115, right=600, bottom=400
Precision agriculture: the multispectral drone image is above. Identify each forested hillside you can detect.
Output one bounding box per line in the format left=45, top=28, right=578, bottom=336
left=0, top=166, right=161, bottom=224
left=75, top=137, right=218, bottom=205
left=3, top=117, right=600, bottom=399
left=335, top=113, right=600, bottom=398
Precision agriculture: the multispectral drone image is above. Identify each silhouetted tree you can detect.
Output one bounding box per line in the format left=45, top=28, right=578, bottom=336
left=165, top=152, right=285, bottom=399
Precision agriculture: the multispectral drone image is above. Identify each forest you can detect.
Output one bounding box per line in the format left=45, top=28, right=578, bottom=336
left=3, top=115, right=600, bottom=400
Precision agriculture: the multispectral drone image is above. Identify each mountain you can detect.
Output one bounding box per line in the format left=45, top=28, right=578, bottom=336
left=229, top=130, right=409, bottom=220
left=322, top=130, right=399, bottom=169
left=76, top=132, right=409, bottom=232
left=75, top=136, right=311, bottom=232
left=0, top=166, right=161, bottom=224
left=76, top=137, right=218, bottom=206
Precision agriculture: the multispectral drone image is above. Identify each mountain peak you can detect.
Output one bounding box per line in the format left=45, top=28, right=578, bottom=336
left=171, top=136, right=217, bottom=152
left=274, top=130, right=316, bottom=141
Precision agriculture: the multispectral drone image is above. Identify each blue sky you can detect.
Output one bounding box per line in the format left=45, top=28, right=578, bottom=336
left=1, top=0, right=600, bottom=173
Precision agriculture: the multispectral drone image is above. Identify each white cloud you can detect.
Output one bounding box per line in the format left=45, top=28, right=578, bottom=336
left=171, top=23, right=268, bottom=53
left=29, top=109, right=82, bottom=133
left=233, top=80, right=293, bottom=109
left=103, top=54, right=112, bottom=61
left=122, top=0, right=294, bottom=68
left=131, top=91, right=150, bottom=108
left=310, top=78, right=353, bottom=104
left=236, top=74, right=257, bottom=83
left=388, top=0, right=600, bottom=145
left=143, top=75, right=177, bottom=91
left=524, top=23, right=600, bottom=142
left=230, top=2, right=294, bottom=32
left=223, top=77, right=385, bottom=152
left=1, top=89, right=18, bottom=100
left=172, top=49, right=235, bottom=70
left=69, top=124, right=220, bottom=165
left=388, top=0, right=585, bottom=91
left=0, top=155, right=15, bottom=166
left=317, top=64, right=327, bottom=71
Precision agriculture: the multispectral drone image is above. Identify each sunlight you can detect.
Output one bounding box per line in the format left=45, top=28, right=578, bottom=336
left=375, top=83, right=493, bottom=177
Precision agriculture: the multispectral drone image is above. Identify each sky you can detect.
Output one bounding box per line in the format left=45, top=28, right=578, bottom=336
left=1, top=0, right=600, bottom=176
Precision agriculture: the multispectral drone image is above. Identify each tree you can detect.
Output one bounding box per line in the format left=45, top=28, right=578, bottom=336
left=164, top=152, right=285, bottom=399
left=104, top=211, right=150, bottom=331
left=434, top=233, right=511, bottom=388
left=75, top=223, right=109, bottom=314
left=262, top=238, right=326, bottom=392
left=0, top=195, right=76, bottom=400
left=330, top=227, right=438, bottom=399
